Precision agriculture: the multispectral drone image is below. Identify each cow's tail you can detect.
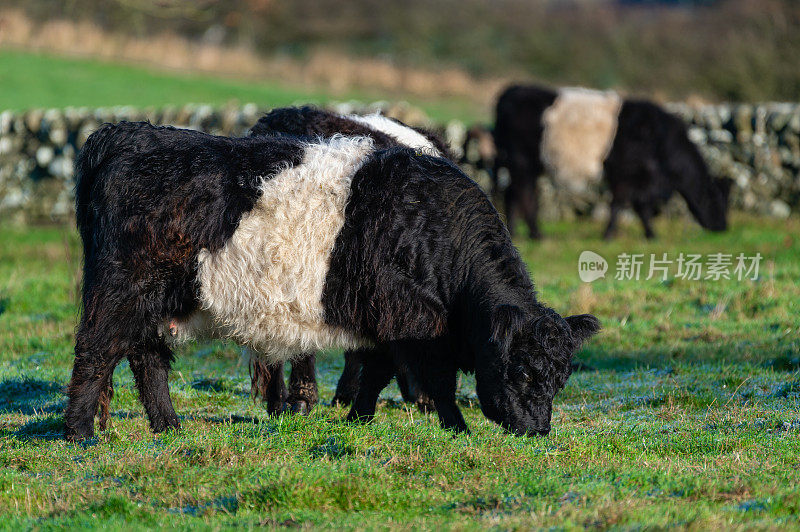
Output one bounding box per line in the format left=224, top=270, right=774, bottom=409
left=74, top=123, right=125, bottom=267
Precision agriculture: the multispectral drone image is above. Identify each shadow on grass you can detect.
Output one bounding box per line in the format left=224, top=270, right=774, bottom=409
left=166, top=495, right=239, bottom=517
left=4, top=412, right=273, bottom=443
left=0, top=377, right=64, bottom=414
left=190, top=378, right=231, bottom=393
left=5, top=414, right=64, bottom=441
left=187, top=377, right=251, bottom=398
left=578, top=336, right=800, bottom=372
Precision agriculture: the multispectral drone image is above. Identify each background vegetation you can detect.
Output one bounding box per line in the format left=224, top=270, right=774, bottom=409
left=3, top=0, right=799, bottom=102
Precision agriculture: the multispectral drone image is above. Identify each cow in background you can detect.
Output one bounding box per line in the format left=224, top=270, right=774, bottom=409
left=493, top=85, right=732, bottom=239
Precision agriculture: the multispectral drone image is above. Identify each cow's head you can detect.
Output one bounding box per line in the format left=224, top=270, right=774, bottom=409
left=475, top=305, right=600, bottom=436
left=682, top=175, right=733, bottom=232
left=672, top=141, right=733, bottom=232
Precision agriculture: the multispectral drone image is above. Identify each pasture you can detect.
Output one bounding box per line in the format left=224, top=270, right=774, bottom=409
left=0, top=50, right=480, bottom=123
left=1, top=215, right=798, bottom=529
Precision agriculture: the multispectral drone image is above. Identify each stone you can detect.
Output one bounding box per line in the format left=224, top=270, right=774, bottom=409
left=0, top=137, right=12, bottom=155
left=709, top=129, right=733, bottom=144
left=35, top=146, right=54, bottom=167
left=0, top=110, right=13, bottom=135
left=734, top=105, right=753, bottom=141
left=769, top=111, right=791, bottom=132
left=769, top=200, right=791, bottom=218
left=790, top=110, right=800, bottom=134
left=688, top=127, right=707, bottom=145
left=24, top=109, right=44, bottom=133
left=49, top=125, right=68, bottom=147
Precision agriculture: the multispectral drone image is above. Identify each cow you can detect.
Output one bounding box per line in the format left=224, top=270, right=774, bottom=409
left=493, top=85, right=732, bottom=239
left=246, top=106, right=453, bottom=415
left=65, top=121, right=599, bottom=441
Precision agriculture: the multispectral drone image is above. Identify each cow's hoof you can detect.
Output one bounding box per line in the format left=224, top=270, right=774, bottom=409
left=267, top=400, right=285, bottom=416
left=287, top=400, right=311, bottom=415
left=345, top=410, right=374, bottom=424
left=331, top=394, right=354, bottom=407
left=64, top=425, right=94, bottom=442
left=415, top=395, right=436, bottom=414
left=151, top=419, right=181, bottom=434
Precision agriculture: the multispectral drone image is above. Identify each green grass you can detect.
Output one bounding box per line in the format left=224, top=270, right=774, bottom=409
left=0, top=49, right=482, bottom=123
left=1, top=215, right=799, bottom=529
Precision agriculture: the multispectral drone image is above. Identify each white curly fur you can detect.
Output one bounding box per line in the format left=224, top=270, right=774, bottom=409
left=170, top=135, right=374, bottom=362
left=347, top=113, right=440, bottom=154
left=540, top=87, right=622, bottom=194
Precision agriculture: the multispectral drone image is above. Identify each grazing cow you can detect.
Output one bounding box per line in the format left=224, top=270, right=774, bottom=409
left=66, top=121, right=599, bottom=441
left=493, top=85, right=732, bottom=239
left=461, top=123, right=498, bottom=194
left=247, top=106, right=453, bottom=415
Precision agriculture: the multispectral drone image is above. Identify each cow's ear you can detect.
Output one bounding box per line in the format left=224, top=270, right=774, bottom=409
left=530, top=311, right=573, bottom=358
left=490, top=304, right=527, bottom=353
left=565, top=314, right=601, bottom=347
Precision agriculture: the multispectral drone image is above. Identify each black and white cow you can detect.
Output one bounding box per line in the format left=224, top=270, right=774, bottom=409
left=493, top=84, right=732, bottom=239
left=246, top=106, right=452, bottom=415
left=65, top=121, right=599, bottom=441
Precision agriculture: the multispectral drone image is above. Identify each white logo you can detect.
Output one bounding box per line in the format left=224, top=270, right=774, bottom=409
left=578, top=251, right=608, bottom=282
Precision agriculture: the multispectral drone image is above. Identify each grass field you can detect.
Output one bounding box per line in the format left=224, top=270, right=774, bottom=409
left=0, top=49, right=482, bottom=123
left=1, top=215, right=798, bottom=529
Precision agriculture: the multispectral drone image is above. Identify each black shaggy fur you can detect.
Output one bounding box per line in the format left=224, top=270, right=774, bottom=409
left=250, top=106, right=398, bottom=148
left=67, top=121, right=600, bottom=441
left=251, top=105, right=453, bottom=159
left=493, top=84, right=732, bottom=239
left=68, top=122, right=304, bottom=441
left=322, top=149, right=600, bottom=433
left=247, top=106, right=453, bottom=415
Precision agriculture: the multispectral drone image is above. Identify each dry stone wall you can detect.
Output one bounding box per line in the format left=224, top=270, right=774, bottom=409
left=668, top=103, right=800, bottom=219
left=1, top=101, right=797, bottom=223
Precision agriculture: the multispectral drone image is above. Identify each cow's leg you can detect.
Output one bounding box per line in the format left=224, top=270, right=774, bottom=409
left=519, top=181, right=542, bottom=240
left=633, top=200, right=656, bottom=239
left=97, top=373, right=114, bottom=431
left=287, top=354, right=317, bottom=414
left=432, top=384, right=468, bottom=433
left=266, top=361, right=287, bottom=415
left=332, top=349, right=364, bottom=406
left=128, top=341, right=180, bottom=434
left=65, top=342, right=124, bottom=440
left=402, top=346, right=468, bottom=433
left=65, top=306, right=131, bottom=441
left=395, top=364, right=435, bottom=413
left=250, top=353, right=287, bottom=415
left=346, top=347, right=394, bottom=423
left=603, top=199, right=623, bottom=240
left=334, top=350, right=433, bottom=411
left=504, top=186, right=518, bottom=237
